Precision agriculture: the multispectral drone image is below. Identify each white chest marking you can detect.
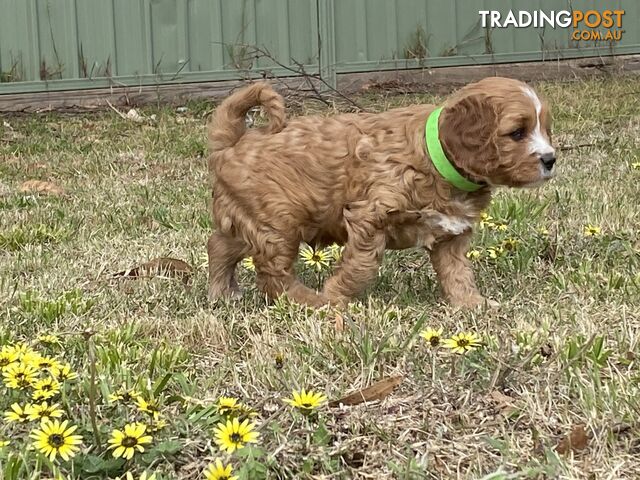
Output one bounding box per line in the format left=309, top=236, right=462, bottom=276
left=522, top=87, right=555, bottom=157
left=434, top=214, right=473, bottom=235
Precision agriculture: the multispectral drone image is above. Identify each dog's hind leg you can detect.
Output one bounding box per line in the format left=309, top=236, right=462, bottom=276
left=322, top=202, right=386, bottom=306
left=253, top=238, right=327, bottom=307
left=207, top=232, right=248, bottom=301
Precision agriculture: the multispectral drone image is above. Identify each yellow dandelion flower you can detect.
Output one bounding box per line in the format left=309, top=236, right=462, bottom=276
left=50, top=363, right=78, bottom=381
left=631, top=162, right=640, bottom=170
left=0, top=346, right=19, bottom=370
left=3, top=362, right=38, bottom=390
left=420, top=327, right=443, bottom=347
left=466, top=249, right=481, bottom=260
left=283, top=389, right=327, bottom=414
left=4, top=402, right=33, bottom=422
left=241, top=257, right=255, bottom=271
left=214, top=418, right=259, bottom=453
left=204, top=459, right=238, bottom=480
left=108, top=423, right=153, bottom=460
left=28, top=402, right=64, bottom=422
left=136, top=397, right=161, bottom=418
left=32, top=377, right=62, bottom=401
left=486, top=246, right=504, bottom=259
left=30, top=419, right=82, bottom=462
left=0, top=440, right=8, bottom=448
left=300, top=245, right=330, bottom=271
left=495, top=222, right=508, bottom=232
left=443, top=332, right=482, bottom=354
left=584, top=224, right=601, bottom=237
left=537, top=227, right=549, bottom=236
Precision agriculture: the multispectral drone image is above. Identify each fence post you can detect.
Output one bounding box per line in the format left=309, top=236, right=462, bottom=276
left=316, top=0, right=337, bottom=89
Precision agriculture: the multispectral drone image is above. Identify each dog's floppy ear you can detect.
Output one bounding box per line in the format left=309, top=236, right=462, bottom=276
left=438, top=94, right=499, bottom=179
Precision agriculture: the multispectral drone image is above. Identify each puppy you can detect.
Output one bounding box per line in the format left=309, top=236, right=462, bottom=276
left=206, top=77, right=555, bottom=308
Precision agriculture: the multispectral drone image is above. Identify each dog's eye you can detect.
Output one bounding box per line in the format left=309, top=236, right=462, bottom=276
left=508, top=127, right=526, bottom=141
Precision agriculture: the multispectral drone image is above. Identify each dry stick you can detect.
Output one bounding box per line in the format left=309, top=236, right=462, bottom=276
left=558, top=142, right=600, bottom=151
left=489, top=344, right=542, bottom=390
left=83, top=329, right=102, bottom=448
left=217, top=41, right=365, bottom=112
left=105, top=100, right=128, bottom=120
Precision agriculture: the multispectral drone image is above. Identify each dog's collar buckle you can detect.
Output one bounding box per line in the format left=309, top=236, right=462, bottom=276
left=425, top=107, right=484, bottom=193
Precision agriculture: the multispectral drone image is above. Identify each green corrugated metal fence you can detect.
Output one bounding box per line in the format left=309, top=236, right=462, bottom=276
left=1, top=0, right=639, bottom=94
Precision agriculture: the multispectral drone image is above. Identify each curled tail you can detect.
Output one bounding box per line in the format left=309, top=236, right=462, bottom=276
left=208, top=82, right=286, bottom=153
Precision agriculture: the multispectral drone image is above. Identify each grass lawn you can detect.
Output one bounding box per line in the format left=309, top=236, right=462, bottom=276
left=0, top=75, right=639, bottom=480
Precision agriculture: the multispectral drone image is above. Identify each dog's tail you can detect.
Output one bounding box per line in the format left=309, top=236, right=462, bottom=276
left=208, top=82, right=286, bottom=153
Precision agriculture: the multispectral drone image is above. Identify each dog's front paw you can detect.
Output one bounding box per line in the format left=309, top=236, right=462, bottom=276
left=449, top=295, right=499, bottom=309
left=208, top=284, right=243, bottom=302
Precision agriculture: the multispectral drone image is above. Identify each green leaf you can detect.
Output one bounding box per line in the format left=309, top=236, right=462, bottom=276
left=313, top=420, right=331, bottom=447
left=153, top=439, right=183, bottom=455
left=153, top=372, right=173, bottom=396
left=235, top=445, right=266, bottom=459
left=77, top=454, right=126, bottom=475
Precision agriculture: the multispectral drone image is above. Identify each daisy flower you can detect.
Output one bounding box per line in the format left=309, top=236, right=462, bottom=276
left=501, top=238, right=519, bottom=251
left=420, top=327, right=443, bottom=347
left=466, top=249, right=481, bottom=260
left=329, top=243, right=344, bottom=262
left=7, top=343, right=37, bottom=359
left=108, top=386, right=142, bottom=404
left=214, top=418, right=259, bottom=453
left=300, top=245, right=330, bottom=271
left=37, top=334, right=60, bottom=347
left=28, top=402, right=64, bottom=422
left=108, top=423, right=153, bottom=460
left=32, top=355, right=62, bottom=373
left=216, top=396, right=240, bottom=416
left=283, top=389, right=327, bottom=414
left=148, top=415, right=168, bottom=432
left=479, top=213, right=495, bottom=229
left=32, top=377, right=62, bottom=401
left=136, top=397, right=161, bottom=418
left=443, top=332, right=482, bottom=354
left=0, top=346, right=19, bottom=370
left=584, top=224, right=601, bottom=237
left=50, top=363, right=78, bottom=381
left=4, top=402, right=33, bottom=422
left=204, top=459, right=238, bottom=480
left=3, top=362, right=38, bottom=390
left=241, top=257, right=255, bottom=271
left=30, top=419, right=82, bottom=462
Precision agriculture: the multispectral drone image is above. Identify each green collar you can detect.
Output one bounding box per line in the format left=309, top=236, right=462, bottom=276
left=425, top=107, right=484, bottom=192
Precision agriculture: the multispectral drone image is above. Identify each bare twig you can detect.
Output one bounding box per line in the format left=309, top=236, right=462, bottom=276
left=558, top=142, right=599, bottom=151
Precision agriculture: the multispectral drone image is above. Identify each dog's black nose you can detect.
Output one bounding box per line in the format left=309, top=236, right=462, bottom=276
left=540, top=152, right=556, bottom=171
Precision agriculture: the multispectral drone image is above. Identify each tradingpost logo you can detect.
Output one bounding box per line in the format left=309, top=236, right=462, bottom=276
left=479, top=10, right=625, bottom=41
